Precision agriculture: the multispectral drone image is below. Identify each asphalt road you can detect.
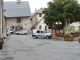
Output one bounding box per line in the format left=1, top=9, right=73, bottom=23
left=0, top=34, right=80, bottom=60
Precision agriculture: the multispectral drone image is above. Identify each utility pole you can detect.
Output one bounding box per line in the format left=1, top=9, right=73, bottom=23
left=0, top=0, right=3, bottom=37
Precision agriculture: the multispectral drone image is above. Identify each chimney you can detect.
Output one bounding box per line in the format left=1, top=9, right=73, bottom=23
left=41, top=7, right=43, bottom=9
left=17, top=0, right=21, bottom=3
left=35, top=8, right=36, bottom=11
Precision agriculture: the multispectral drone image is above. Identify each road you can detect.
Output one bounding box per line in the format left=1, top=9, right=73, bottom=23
left=0, top=35, right=80, bottom=60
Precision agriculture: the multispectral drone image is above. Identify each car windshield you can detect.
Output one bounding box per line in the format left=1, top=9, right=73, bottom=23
left=16, top=29, right=27, bottom=32
left=10, top=30, right=12, bottom=31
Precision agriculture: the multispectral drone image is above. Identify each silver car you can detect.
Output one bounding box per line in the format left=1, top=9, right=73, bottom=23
left=7, top=30, right=11, bottom=36
left=15, top=30, right=28, bottom=35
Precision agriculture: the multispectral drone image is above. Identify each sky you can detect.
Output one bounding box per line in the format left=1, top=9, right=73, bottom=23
left=4, top=0, right=80, bottom=13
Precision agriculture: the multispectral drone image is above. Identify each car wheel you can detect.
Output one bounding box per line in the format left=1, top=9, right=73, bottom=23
left=33, top=36, right=38, bottom=38
left=36, top=36, right=38, bottom=38
left=17, top=33, right=19, bottom=35
left=25, top=33, right=27, bottom=35
left=46, top=36, right=50, bottom=39
left=9, top=34, right=10, bottom=36
left=12, top=32, right=13, bottom=34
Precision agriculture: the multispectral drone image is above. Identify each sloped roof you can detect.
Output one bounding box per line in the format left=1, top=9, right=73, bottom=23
left=32, top=17, right=44, bottom=28
left=53, top=24, right=64, bottom=29
left=4, top=1, right=31, bottom=18
left=70, top=22, right=80, bottom=26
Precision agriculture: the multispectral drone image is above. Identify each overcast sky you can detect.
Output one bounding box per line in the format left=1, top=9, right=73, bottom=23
left=4, top=0, right=80, bottom=13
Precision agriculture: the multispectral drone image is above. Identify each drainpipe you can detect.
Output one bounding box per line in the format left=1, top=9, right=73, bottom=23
left=0, top=0, right=3, bottom=37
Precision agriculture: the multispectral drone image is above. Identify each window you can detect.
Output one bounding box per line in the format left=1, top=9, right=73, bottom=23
left=56, top=29, right=59, bottom=34
left=41, top=31, right=44, bottom=33
left=39, top=25, right=41, bottom=29
left=12, top=26, right=14, bottom=29
left=37, top=30, right=40, bottom=33
left=60, top=29, right=63, bottom=33
left=4, top=9, right=6, bottom=12
left=39, top=13, right=42, bottom=17
left=17, top=18, right=21, bottom=23
left=72, top=26, right=75, bottom=31
left=45, top=26, right=47, bottom=30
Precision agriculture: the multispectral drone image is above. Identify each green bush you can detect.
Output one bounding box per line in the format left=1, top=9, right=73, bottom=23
left=71, top=31, right=80, bottom=34
left=65, top=34, right=72, bottom=38
left=64, top=25, right=73, bottom=38
left=0, top=37, right=4, bottom=44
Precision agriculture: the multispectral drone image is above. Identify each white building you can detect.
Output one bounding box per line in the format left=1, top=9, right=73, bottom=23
left=4, top=0, right=31, bottom=33
left=70, top=22, right=80, bottom=31
left=30, top=8, right=50, bottom=31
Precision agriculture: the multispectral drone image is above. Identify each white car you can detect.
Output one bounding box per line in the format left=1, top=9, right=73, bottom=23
left=7, top=30, right=11, bottom=36
left=15, top=30, right=28, bottom=35
left=32, top=29, right=52, bottom=39
left=7, top=29, right=14, bottom=34
left=9, top=30, right=14, bottom=34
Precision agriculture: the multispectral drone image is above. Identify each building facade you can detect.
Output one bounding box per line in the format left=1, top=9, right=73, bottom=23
left=70, top=22, right=80, bottom=31
left=4, top=1, right=31, bottom=33
left=30, top=8, right=50, bottom=31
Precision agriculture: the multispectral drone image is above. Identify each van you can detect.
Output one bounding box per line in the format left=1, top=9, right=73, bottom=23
left=32, top=29, right=52, bottom=39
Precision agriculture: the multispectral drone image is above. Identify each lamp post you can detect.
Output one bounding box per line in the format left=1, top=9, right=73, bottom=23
left=0, top=0, right=3, bottom=37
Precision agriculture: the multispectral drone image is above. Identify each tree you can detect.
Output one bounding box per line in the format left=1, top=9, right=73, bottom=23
left=43, top=0, right=80, bottom=27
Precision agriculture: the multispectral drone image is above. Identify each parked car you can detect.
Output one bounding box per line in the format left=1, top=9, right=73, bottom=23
left=15, top=30, right=28, bottom=35
left=7, top=30, right=11, bottom=36
left=8, top=29, right=14, bottom=34
left=10, top=30, right=14, bottom=34
left=32, top=29, right=52, bottom=39
left=7, top=29, right=14, bottom=34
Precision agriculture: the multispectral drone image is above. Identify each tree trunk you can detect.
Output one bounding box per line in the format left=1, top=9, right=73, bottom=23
left=65, top=19, right=67, bottom=26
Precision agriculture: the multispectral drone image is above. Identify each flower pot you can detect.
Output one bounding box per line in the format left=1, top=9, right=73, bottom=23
left=0, top=42, right=3, bottom=49
left=64, top=37, right=74, bottom=41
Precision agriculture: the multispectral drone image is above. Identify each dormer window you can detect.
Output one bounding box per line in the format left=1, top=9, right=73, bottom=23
left=39, top=13, right=42, bottom=17
left=39, top=25, right=41, bottom=29
left=4, top=9, right=6, bottom=12
left=17, top=18, right=21, bottom=23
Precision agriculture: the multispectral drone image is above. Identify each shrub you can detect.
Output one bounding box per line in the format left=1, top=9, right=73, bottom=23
left=0, top=37, right=4, bottom=44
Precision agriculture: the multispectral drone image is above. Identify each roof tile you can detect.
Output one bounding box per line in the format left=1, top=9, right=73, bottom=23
left=4, top=1, right=31, bottom=17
